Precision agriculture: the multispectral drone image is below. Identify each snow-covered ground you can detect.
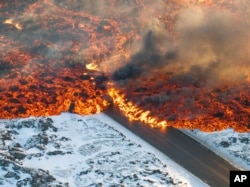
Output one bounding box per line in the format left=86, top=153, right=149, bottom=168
left=183, top=129, right=250, bottom=170
left=0, top=113, right=206, bottom=187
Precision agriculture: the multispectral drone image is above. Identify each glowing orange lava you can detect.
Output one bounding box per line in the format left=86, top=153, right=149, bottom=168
left=118, top=73, right=250, bottom=132
left=0, top=0, right=249, bottom=132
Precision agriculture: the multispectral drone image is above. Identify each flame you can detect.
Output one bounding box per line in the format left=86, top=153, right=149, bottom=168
left=86, top=63, right=98, bottom=71
left=198, top=0, right=211, bottom=3
left=4, top=19, right=22, bottom=30
left=108, top=88, right=167, bottom=129
left=4, top=19, right=13, bottom=24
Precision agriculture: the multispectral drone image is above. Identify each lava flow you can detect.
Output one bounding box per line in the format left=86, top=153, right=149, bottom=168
left=0, top=0, right=249, bottom=132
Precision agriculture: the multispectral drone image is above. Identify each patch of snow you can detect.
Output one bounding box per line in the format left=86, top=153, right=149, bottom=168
left=182, top=128, right=250, bottom=170
left=0, top=113, right=207, bottom=187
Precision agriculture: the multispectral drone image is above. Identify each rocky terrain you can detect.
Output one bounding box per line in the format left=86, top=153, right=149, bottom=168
left=185, top=129, right=250, bottom=170
left=0, top=113, right=203, bottom=187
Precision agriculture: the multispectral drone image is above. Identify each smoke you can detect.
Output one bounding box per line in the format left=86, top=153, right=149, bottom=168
left=113, top=6, right=250, bottom=87
left=55, top=0, right=139, bottom=18
left=56, top=0, right=165, bottom=19
left=1, top=0, right=250, bottom=86
left=176, top=7, right=250, bottom=85
left=112, top=18, right=176, bottom=81
left=1, top=0, right=166, bottom=71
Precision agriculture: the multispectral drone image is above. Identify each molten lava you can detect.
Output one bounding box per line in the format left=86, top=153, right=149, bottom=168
left=117, top=72, right=250, bottom=132
left=0, top=0, right=249, bottom=132
left=0, top=54, right=109, bottom=118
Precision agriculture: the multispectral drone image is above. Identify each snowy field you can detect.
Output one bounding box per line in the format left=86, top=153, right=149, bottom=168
left=0, top=113, right=206, bottom=187
left=183, top=129, right=250, bottom=171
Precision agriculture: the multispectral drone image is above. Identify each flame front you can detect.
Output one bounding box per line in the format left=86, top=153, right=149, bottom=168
left=108, top=88, right=168, bottom=129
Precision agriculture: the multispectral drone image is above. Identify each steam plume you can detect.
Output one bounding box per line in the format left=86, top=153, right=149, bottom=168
left=113, top=7, right=250, bottom=87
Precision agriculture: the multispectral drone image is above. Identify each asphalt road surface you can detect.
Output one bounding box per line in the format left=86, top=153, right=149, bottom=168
left=105, top=108, right=241, bottom=187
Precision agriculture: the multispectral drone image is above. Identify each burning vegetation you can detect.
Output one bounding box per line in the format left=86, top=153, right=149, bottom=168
left=0, top=0, right=249, bottom=132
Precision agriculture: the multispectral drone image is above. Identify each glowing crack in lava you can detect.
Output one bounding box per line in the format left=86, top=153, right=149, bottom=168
left=0, top=0, right=249, bottom=132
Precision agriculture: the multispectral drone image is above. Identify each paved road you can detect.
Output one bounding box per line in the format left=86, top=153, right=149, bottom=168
left=105, top=108, right=241, bottom=187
